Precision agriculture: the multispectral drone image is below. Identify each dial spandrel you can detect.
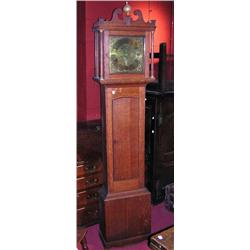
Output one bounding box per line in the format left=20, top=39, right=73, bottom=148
left=109, top=36, right=144, bottom=74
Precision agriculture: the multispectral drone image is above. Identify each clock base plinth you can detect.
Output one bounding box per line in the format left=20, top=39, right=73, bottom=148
left=99, top=229, right=149, bottom=249
left=99, top=187, right=151, bottom=248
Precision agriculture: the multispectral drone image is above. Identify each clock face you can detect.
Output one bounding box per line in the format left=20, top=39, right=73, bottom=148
left=109, top=36, right=144, bottom=74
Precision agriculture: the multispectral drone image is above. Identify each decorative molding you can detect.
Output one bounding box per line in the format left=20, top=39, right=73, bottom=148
left=93, top=8, right=156, bottom=30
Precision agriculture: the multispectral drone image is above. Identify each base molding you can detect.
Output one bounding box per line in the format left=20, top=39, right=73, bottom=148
left=99, top=227, right=149, bottom=249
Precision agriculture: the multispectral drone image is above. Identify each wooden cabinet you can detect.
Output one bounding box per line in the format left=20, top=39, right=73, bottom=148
left=77, top=121, right=103, bottom=227
left=145, top=41, right=174, bottom=204
left=145, top=89, right=174, bottom=204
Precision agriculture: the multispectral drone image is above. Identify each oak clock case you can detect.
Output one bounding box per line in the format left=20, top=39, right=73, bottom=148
left=93, top=7, right=156, bottom=248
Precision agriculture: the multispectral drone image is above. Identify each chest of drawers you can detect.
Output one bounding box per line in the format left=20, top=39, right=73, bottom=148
left=77, top=120, right=103, bottom=227
left=77, top=152, right=103, bottom=227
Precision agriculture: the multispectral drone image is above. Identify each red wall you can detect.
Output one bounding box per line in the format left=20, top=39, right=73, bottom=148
left=77, top=1, right=174, bottom=122
left=77, top=1, right=86, bottom=121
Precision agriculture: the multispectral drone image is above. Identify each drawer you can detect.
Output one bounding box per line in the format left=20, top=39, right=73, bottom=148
left=77, top=186, right=100, bottom=208
left=77, top=158, right=102, bottom=178
left=77, top=204, right=99, bottom=226
left=77, top=172, right=103, bottom=191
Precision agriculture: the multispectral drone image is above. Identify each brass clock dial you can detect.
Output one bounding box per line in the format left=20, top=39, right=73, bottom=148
left=109, top=36, right=144, bottom=74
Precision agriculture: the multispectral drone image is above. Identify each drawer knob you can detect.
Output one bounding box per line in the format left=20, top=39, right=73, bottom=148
left=85, top=165, right=97, bottom=171
left=86, top=209, right=99, bottom=215
left=86, top=192, right=99, bottom=200
left=86, top=178, right=99, bottom=185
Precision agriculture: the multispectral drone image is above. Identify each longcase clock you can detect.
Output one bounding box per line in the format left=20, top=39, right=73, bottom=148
left=93, top=6, right=156, bottom=247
